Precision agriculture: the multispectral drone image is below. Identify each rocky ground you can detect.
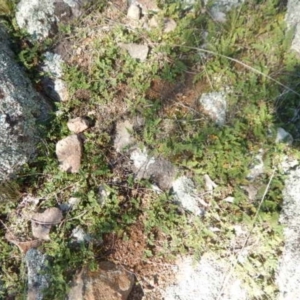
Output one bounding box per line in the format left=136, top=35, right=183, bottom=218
left=1, top=0, right=300, bottom=299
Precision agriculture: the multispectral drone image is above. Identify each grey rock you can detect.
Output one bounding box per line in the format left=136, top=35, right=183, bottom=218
left=114, top=120, right=135, bottom=153
left=164, top=254, right=247, bottom=300
left=285, top=0, right=300, bottom=54
left=26, top=249, right=49, bottom=300
left=0, top=25, right=49, bottom=181
left=130, top=148, right=177, bottom=190
left=16, top=0, right=90, bottom=40
left=204, top=0, right=245, bottom=23
left=277, top=167, right=300, bottom=299
left=199, top=92, right=226, bottom=126
left=119, top=43, right=149, bottom=61
left=276, top=127, right=293, bottom=145
left=246, top=149, right=264, bottom=180
left=56, top=135, right=82, bottom=173
left=172, top=176, right=205, bottom=215
left=42, top=52, right=69, bottom=101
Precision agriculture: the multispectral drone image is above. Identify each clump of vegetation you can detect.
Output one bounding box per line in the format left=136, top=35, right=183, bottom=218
left=1, top=0, right=300, bottom=299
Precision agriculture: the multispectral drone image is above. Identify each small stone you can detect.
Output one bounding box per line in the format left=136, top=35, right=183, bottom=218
left=127, top=3, right=141, bottom=20
left=67, top=117, right=89, bottom=133
left=149, top=17, right=177, bottom=33
left=119, top=43, right=149, bottom=61
left=199, top=92, right=226, bottom=126
left=163, top=18, right=177, bottom=33
left=276, top=127, right=293, bottom=144
left=114, top=120, right=135, bottom=153
left=172, top=176, right=204, bottom=215
left=56, top=135, right=82, bottom=173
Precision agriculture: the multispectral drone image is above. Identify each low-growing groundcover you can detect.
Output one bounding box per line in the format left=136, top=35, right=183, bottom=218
left=1, top=0, right=300, bottom=299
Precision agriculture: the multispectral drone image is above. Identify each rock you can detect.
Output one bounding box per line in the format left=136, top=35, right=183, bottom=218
left=67, top=117, right=89, bottom=133
left=42, top=52, right=69, bottom=101
left=172, top=176, right=206, bottom=215
left=25, top=249, right=49, bottom=300
left=204, top=0, right=245, bottom=23
left=16, top=0, right=90, bottom=40
left=246, top=149, right=264, bottom=180
left=71, top=226, right=91, bottom=243
left=135, top=0, right=159, bottom=13
left=149, top=17, right=177, bottom=33
left=0, top=25, right=49, bottom=181
left=276, top=127, right=293, bottom=144
left=163, top=254, right=248, bottom=300
left=119, top=43, right=149, bottom=61
left=285, top=0, right=300, bottom=54
left=199, top=92, right=226, bottom=126
left=127, top=3, right=141, bottom=20
left=163, top=18, right=177, bottom=33
left=56, top=135, right=82, bottom=173
left=31, top=207, right=63, bottom=240
left=67, top=261, right=135, bottom=300
left=130, top=148, right=177, bottom=190
left=114, top=120, right=135, bottom=153
left=277, top=167, right=300, bottom=299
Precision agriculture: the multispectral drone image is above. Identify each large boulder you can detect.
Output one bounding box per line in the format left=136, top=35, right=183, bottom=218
left=0, top=25, right=49, bottom=181
left=277, top=167, right=300, bottom=299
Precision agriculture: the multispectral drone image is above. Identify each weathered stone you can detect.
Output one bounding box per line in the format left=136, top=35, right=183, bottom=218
left=56, top=135, right=82, bottom=173
left=285, top=0, right=300, bottom=54
left=149, top=17, right=177, bottom=33
left=130, top=148, right=177, bottom=190
left=276, top=127, right=293, bottom=145
left=42, top=52, right=69, bottom=101
left=0, top=25, right=49, bottom=181
left=68, top=261, right=135, bottom=300
left=114, top=120, right=135, bottom=153
left=172, top=176, right=205, bottom=215
left=199, top=92, right=226, bottom=126
left=119, top=43, right=149, bottom=62
left=25, top=249, right=49, bottom=300
left=16, top=0, right=90, bottom=40
left=67, top=117, right=89, bottom=133
left=164, top=254, right=248, bottom=300
left=127, top=3, right=141, bottom=20
left=277, top=167, right=300, bottom=299
left=31, top=207, right=63, bottom=241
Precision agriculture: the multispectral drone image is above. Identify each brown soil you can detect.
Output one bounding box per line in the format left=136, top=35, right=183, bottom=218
left=100, top=222, right=177, bottom=300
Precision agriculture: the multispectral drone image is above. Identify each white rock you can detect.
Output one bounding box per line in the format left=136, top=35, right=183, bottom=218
left=285, top=0, right=300, bottom=54
left=119, top=43, right=149, bottom=61
left=164, top=254, right=247, bottom=300
left=246, top=149, right=264, bottom=180
left=16, top=0, right=56, bottom=40
left=127, top=3, right=141, bottom=20
left=203, top=174, right=217, bottom=193
left=199, top=92, right=226, bottom=126
left=67, top=117, right=89, bottom=133
left=114, top=120, right=135, bottom=152
left=277, top=167, right=300, bottom=299
left=130, top=147, right=155, bottom=170
left=71, top=226, right=91, bottom=243
left=172, top=176, right=204, bottom=215
left=276, top=127, right=293, bottom=144
left=42, top=52, right=69, bottom=102
left=56, top=135, right=82, bottom=173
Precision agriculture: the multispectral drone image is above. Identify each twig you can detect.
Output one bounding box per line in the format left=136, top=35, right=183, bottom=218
left=216, top=169, right=276, bottom=300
